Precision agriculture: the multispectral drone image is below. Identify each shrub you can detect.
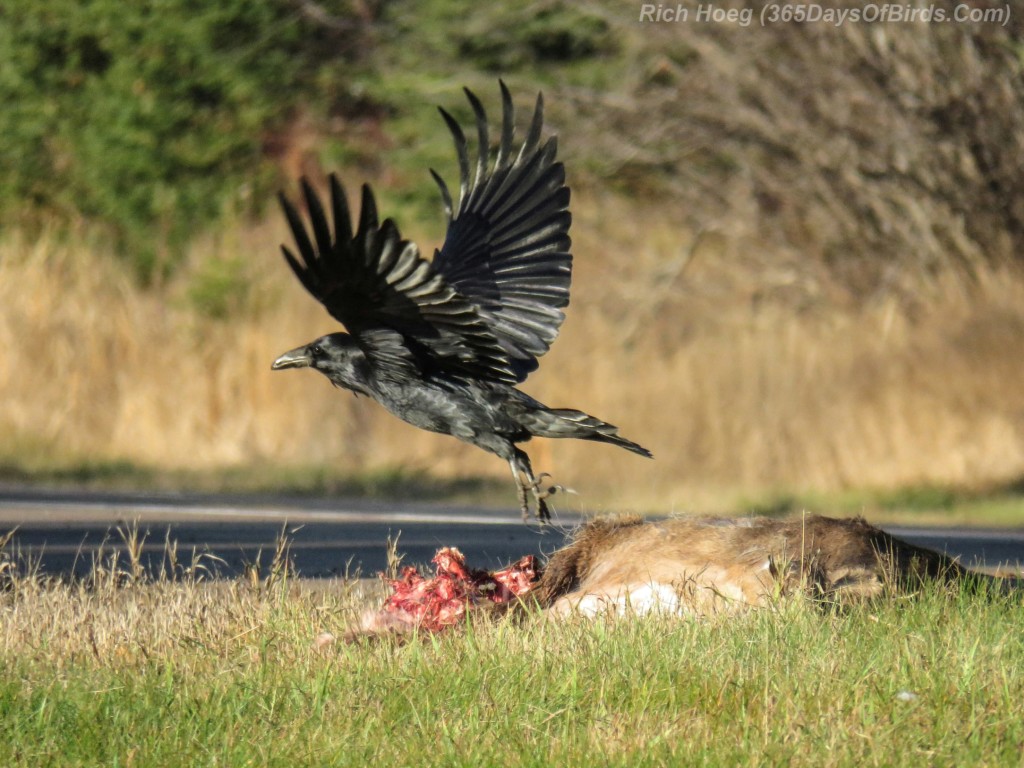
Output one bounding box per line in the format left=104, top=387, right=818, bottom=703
left=0, top=0, right=362, bottom=279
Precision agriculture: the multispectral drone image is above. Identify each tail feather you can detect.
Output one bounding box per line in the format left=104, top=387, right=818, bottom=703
left=526, top=408, right=653, bottom=458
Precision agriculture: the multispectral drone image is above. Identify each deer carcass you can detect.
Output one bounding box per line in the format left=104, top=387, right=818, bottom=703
left=352, top=514, right=1012, bottom=638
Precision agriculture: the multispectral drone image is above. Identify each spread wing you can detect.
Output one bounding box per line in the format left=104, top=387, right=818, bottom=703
left=430, top=82, right=572, bottom=382
left=278, top=175, right=516, bottom=383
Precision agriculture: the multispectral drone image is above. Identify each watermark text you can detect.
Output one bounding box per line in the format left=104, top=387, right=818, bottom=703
left=638, top=3, right=1012, bottom=27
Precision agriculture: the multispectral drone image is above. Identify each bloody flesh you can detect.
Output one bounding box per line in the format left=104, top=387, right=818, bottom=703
left=379, top=548, right=539, bottom=633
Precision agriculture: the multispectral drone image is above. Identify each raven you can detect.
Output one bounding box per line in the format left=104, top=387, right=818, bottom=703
left=271, top=82, right=651, bottom=522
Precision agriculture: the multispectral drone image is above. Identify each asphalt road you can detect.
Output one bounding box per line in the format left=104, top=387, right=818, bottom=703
left=1, top=486, right=1022, bottom=578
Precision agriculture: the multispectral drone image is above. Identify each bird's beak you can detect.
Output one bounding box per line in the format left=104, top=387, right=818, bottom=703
left=271, top=346, right=313, bottom=370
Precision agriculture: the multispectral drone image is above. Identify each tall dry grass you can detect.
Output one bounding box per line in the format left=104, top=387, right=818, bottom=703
left=3, top=191, right=1024, bottom=511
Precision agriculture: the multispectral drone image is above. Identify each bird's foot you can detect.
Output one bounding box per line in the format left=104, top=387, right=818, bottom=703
left=519, top=500, right=532, bottom=525
left=527, top=474, right=576, bottom=525
left=519, top=496, right=550, bottom=526
left=521, top=503, right=545, bottom=525
left=518, top=479, right=555, bottom=525
left=530, top=473, right=575, bottom=501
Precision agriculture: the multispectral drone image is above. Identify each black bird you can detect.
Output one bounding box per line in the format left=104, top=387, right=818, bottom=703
left=271, top=83, right=651, bottom=522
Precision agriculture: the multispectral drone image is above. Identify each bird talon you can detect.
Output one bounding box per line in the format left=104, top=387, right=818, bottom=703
left=536, top=497, right=551, bottom=525
left=529, top=472, right=573, bottom=503
left=521, top=473, right=570, bottom=524
left=529, top=473, right=552, bottom=495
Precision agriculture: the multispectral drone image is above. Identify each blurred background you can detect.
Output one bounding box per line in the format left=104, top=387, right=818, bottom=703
left=3, top=0, right=1024, bottom=521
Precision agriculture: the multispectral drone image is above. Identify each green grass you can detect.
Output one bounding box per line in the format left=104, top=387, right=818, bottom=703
left=1, top=561, right=1022, bottom=766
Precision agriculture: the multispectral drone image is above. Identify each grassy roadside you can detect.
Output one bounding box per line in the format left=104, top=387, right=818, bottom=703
left=4, top=451, right=1024, bottom=527
left=1, top=562, right=1021, bottom=767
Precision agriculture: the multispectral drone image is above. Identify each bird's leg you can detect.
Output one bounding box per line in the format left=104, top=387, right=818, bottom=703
left=511, top=449, right=567, bottom=524
left=508, top=458, right=532, bottom=523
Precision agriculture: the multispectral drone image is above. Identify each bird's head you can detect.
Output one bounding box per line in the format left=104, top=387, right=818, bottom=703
left=271, top=333, right=372, bottom=395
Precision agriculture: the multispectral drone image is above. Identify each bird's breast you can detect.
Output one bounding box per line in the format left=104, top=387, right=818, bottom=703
left=372, top=379, right=494, bottom=440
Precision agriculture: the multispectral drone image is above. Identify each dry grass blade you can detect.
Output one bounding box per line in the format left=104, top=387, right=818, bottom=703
left=384, top=530, right=404, bottom=581
left=267, top=523, right=299, bottom=587
left=116, top=519, right=148, bottom=583
left=0, top=527, right=17, bottom=585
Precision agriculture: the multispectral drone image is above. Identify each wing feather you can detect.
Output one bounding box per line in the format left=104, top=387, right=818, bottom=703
left=431, top=83, right=572, bottom=381
left=278, top=175, right=515, bottom=383
left=279, top=82, right=571, bottom=385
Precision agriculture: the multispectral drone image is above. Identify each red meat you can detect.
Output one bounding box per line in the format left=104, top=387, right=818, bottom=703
left=375, top=548, right=539, bottom=634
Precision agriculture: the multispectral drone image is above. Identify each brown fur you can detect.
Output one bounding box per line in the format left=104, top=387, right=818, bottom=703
left=533, top=514, right=984, bottom=617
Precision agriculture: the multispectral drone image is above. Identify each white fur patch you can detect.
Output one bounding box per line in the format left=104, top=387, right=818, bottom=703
left=571, top=582, right=682, bottom=617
